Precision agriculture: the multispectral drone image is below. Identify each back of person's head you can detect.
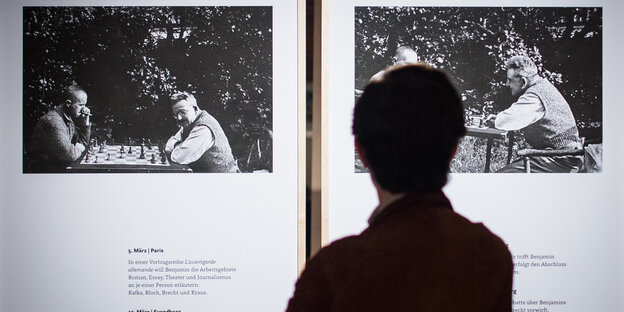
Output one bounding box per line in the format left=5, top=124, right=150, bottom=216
left=353, top=64, right=466, bottom=193
left=505, top=55, right=538, bottom=78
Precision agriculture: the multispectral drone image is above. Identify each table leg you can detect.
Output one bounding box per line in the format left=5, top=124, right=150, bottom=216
left=507, top=132, right=515, bottom=164
left=485, top=138, right=493, bottom=173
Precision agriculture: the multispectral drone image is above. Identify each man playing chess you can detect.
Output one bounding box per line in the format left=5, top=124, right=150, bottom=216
left=487, top=56, right=583, bottom=173
left=28, top=84, right=91, bottom=173
left=164, top=92, right=239, bottom=173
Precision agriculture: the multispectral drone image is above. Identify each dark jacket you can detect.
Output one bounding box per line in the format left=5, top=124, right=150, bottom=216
left=28, top=106, right=90, bottom=173
left=287, top=191, right=513, bottom=312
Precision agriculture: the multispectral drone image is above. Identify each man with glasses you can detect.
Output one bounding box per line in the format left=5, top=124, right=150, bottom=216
left=165, top=92, right=239, bottom=173
left=487, top=55, right=583, bottom=173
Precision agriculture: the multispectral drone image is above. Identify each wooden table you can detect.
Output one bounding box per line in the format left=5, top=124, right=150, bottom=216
left=465, top=126, right=514, bottom=173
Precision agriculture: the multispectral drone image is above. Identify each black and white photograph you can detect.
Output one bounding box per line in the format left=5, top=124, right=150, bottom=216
left=23, top=6, right=273, bottom=173
left=354, top=7, right=602, bottom=173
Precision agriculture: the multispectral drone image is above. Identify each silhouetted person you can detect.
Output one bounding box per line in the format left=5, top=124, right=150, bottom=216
left=287, top=64, right=513, bottom=312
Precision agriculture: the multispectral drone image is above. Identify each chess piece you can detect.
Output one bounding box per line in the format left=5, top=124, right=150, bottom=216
left=139, top=146, right=146, bottom=159
left=161, top=152, right=167, bottom=164
left=84, top=152, right=91, bottom=163
left=150, top=154, right=157, bottom=164
left=94, top=155, right=99, bottom=163
left=106, top=153, right=111, bottom=161
left=128, top=146, right=133, bottom=154
left=147, top=139, right=152, bottom=149
left=120, top=145, right=125, bottom=153
left=99, top=144, right=104, bottom=153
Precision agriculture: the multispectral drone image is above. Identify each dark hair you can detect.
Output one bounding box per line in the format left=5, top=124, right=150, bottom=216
left=63, top=84, right=86, bottom=103
left=353, top=64, right=466, bottom=193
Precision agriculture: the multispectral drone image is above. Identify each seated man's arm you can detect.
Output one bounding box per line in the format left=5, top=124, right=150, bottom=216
left=38, top=117, right=86, bottom=162
left=165, top=128, right=183, bottom=155
left=76, top=123, right=91, bottom=148
left=495, top=93, right=545, bottom=131
left=169, top=126, right=215, bottom=164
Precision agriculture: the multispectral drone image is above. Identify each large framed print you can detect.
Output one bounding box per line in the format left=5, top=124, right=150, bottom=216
left=1, top=0, right=306, bottom=311
left=324, top=0, right=624, bottom=311
left=21, top=6, right=277, bottom=175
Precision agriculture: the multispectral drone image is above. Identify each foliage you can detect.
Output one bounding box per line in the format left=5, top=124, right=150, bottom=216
left=23, top=6, right=273, bottom=172
left=355, top=7, right=602, bottom=172
left=451, top=136, right=525, bottom=173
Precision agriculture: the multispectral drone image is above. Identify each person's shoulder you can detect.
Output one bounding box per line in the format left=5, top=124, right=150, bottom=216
left=443, top=210, right=509, bottom=249
left=194, top=111, right=220, bottom=127
left=526, top=77, right=555, bottom=92
left=474, top=221, right=508, bottom=247
left=312, top=235, right=364, bottom=261
left=39, top=108, right=61, bottom=122
left=36, top=109, right=65, bottom=129
left=451, top=210, right=497, bottom=233
left=370, top=69, right=386, bottom=81
left=322, top=235, right=361, bottom=251
left=197, top=110, right=217, bottom=120
left=463, top=218, right=511, bottom=258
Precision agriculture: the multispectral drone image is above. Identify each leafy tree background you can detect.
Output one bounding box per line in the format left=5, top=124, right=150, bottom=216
left=355, top=7, right=602, bottom=173
left=24, top=6, right=273, bottom=172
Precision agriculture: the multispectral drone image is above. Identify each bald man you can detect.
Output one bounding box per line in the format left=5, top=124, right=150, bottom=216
left=28, top=84, right=91, bottom=173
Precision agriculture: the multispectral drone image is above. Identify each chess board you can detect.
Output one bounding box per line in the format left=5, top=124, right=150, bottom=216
left=67, top=144, right=192, bottom=173
left=81, top=145, right=170, bottom=166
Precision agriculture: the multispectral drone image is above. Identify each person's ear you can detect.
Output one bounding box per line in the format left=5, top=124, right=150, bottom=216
left=355, top=138, right=369, bottom=168
left=65, top=99, right=72, bottom=107
left=521, top=77, right=529, bottom=89
left=450, top=144, right=458, bottom=161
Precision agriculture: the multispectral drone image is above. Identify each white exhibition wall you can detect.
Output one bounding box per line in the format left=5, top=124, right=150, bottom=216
left=328, top=0, right=623, bottom=311
left=0, top=0, right=301, bottom=311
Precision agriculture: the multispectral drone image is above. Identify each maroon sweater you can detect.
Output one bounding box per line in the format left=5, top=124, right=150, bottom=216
left=287, top=192, right=513, bottom=312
